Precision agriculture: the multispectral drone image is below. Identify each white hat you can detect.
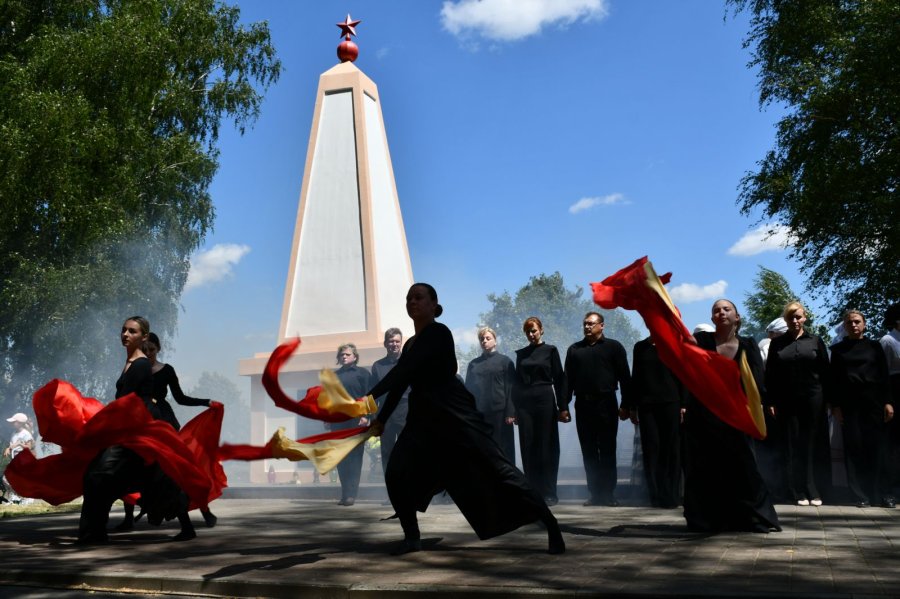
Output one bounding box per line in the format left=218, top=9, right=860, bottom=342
left=6, top=412, right=27, bottom=423
left=693, top=323, right=715, bottom=334
left=766, top=318, right=788, bottom=334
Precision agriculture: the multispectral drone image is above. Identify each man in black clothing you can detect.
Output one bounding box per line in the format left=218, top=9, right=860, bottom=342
left=332, top=343, right=372, bottom=506
left=370, top=328, right=409, bottom=475
left=563, top=312, right=631, bottom=506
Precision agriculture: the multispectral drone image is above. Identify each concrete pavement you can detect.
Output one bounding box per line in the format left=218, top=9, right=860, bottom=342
left=0, top=497, right=898, bottom=598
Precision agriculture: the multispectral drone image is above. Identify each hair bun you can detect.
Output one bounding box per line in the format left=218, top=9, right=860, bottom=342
left=435, top=304, right=444, bottom=318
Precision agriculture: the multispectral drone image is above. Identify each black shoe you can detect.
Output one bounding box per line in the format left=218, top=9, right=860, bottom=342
left=544, top=496, right=559, bottom=506
left=855, top=500, right=871, bottom=508
left=583, top=498, right=601, bottom=506
left=606, top=498, right=620, bottom=507
left=202, top=510, right=218, bottom=528
left=340, top=497, right=355, bottom=506
left=882, top=497, right=896, bottom=508
left=172, top=528, right=197, bottom=542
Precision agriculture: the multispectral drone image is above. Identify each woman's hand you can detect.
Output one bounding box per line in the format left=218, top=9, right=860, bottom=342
left=558, top=410, right=571, bottom=423
left=885, top=404, right=895, bottom=423
left=505, top=416, right=517, bottom=425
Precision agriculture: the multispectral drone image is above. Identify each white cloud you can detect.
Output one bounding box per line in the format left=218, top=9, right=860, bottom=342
left=453, top=326, right=480, bottom=349
left=375, top=47, right=390, bottom=60
left=185, top=243, right=251, bottom=291
left=441, top=0, right=610, bottom=42
left=668, top=280, right=728, bottom=304
left=568, top=193, right=627, bottom=214
left=727, top=224, right=794, bottom=256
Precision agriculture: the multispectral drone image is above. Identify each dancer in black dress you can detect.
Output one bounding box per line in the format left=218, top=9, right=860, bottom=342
left=117, top=332, right=216, bottom=530
left=682, top=300, right=780, bottom=533
left=369, top=284, right=564, bottom=555
left=79, top=317, right=196, bottom=543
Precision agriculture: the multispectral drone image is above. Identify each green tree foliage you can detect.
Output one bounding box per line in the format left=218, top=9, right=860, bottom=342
left=476, top=272, right=642, bottom=361
left=729, top=0, right=899, bottom=325
left=743, top=266, right=830, bottom=341
left=0, top=1, right=280, bottom=409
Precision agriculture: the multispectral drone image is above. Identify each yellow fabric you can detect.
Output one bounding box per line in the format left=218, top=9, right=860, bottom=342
left=738, top=352, right=767, bottom=439
left=317, top=369, right=378, bottom=417
left=642, top=260, right=680, bottom=317
left=268, top=427, right=374, bottom=474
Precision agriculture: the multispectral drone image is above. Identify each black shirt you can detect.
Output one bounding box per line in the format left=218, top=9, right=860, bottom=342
left=629, top=337, right=686, bottom=410
left=564, top=336, right=631, bottom=408
left=830, top=337, right=892, bottom=410
left=371, top=354, right=409, bottom=424
left=765, top=332, right=832, bottom=409
left=152, top=363, right=209, bottom=407
left=514, top=343, right=566, bottom=411
left=465, top=351, right=516, bottom=417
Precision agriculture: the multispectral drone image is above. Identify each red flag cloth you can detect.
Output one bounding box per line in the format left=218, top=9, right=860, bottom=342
left=591, top=257, right=766, bottom=439
left=5, top=380, right=214, bottom=507
left=262, top=337, right=376, bottom=423
left=219, top=425, right=373, bottom=474
left=177, top=401, right=227, bottom=509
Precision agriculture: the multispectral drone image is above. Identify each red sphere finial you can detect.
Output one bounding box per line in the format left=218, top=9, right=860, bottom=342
left=336, top=14, right=361, bottom=63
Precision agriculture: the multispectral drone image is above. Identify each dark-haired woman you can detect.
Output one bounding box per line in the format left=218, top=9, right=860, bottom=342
left=683, top=299, right=780, bottom=533
left=513, top=317, right=566, bottom=506
left=369, top=284, right=564, bottom=555
left=830, top=310, right=894, bottom=508
left=80, top=317, right=196, bottom=543
left=117, top=332, right=217, bottom=531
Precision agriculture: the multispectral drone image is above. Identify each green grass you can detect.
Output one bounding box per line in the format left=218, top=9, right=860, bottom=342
left=0, top=499, right=82, bottom=519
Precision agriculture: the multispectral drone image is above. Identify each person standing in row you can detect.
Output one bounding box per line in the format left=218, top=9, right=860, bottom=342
left=831, top=310, right=895, bottom=508
left=880, top=304, right=900, bottom=500
left=465, top=327, right=517, bottom=462
left=564, top=312, right=631, bottom=507
left=331, top=343, right=371, bottom=506
left=629, top=336, right=686, bottom=508
left=766, top=301, right=833, bottom=507
left=370, top=328, right=409, bottom=475
left=513, top=317, right=566, bottom=506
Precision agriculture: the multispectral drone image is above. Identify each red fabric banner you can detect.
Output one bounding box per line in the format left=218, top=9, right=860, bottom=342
left=591, top=256, right=765, bottom=439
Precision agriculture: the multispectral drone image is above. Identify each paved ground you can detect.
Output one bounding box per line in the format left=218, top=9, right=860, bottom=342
left=0, top=496, right=898, bottom=598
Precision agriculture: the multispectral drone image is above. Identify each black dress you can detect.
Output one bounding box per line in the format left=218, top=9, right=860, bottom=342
left=830, top=338, right=892, bottom=504
left=766, top=332, right=833, bottom=502
left=465, top=351, right=517, bottom=462
left=79, top=358, right=157, bottom=540
left=513, top=343, right=565, bottom=502
left=370, top=322, right=553, bottom=541
left=333, top=364, right=371, bottom=501
left=682, top=333, right=780, bottom=533
left=371, top=355, right=409, bottom=472
left=151, top=364, right=210, bottom=431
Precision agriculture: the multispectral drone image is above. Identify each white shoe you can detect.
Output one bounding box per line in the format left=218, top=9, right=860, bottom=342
left=797, top=499, right=810, bottom=506
left=810, top=498, right=822, bottom=507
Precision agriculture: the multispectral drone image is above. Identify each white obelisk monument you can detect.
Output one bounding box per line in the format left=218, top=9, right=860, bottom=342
left=239, top=15, right=414, bottom=483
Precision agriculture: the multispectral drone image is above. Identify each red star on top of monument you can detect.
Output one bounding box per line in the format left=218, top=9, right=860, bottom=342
left=336, top=14, right=361, bottom=39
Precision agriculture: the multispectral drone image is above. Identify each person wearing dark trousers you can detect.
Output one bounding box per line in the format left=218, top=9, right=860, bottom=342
left=831, top=310, right=895, bottom=508
left=466, top=326, right=517, bottom=462
left=880, top=304, right=900, bottom=503
left=629, top=336, right=686, bottom=508
left=331, top=343, right=371, bottom=506
left=766, top=301, right=833, bottom=507
left=370, top=328, right=409, bottom=475
left=513, top=317, right=567, bottom=506
left=563, top=312, right=631, bottom=507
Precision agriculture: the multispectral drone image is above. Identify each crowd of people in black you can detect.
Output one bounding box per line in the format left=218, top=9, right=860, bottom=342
left=5, top=284, right=898, bottom=554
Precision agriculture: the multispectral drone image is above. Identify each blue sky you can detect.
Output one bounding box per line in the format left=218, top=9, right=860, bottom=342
left=168, top=1, right=821, bottom=393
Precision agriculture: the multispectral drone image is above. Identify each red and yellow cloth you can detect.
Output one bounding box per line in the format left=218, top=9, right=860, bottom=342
left=592, top=256, right=766, bottom=439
